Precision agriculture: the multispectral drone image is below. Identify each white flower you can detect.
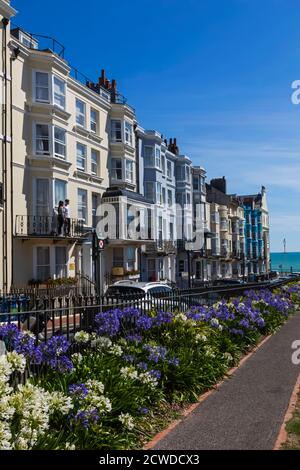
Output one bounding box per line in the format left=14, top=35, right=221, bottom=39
left=71, top=352, right=83, bottom=363
left=210, top=318, right=220, bottom=328
left=108, top=344, right=123, bottom=357
left=195, top=333, right=207, bottom=343
left=6, top=351, right=26, bottom=374
left=48, top=391, right=73, bottom=414
left=65, top=442, right=76, bottom=450
left=91, top=336, right=112, bottom=349
left=139, top=372, right=158, bottom=388
left=120, top=366, right=138, bottom=381
left=86, top=379, right=105, bottom=395
left=175, top=313, right=187, bottom=322
left=74, top=331, right=90, bottom=343
left=0, top=421, right=12, bottom=450
left=119, top=413, right=134, bottom=430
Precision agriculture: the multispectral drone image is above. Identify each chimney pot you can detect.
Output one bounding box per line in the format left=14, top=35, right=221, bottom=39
left=105, top=79, right=111, bottom=89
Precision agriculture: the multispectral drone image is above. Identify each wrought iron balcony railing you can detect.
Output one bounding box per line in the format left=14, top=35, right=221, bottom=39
left=145, top=240, right=177, bottom=254
left=15, top=215, right=87, bottom=239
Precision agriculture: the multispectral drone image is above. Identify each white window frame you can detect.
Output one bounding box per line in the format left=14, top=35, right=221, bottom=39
left=91, top=149, right=99, bottom=176
left=111, top=120, right=122, bottom=142
left=90, top=108, right=98, bottom=133
left=53, top=126, right=67, bottom=159
left=125, top=159, right=133, bottom=183
left=155, top=147, right=161, bottom=169
left=111, top=158, right=123, bottom=180
left=124, top=121, right=133, bottom=146
left=53, top=75, right=66, bottom=110
left=53, top=179, right=67, bottom=208
left=77, top=188, right=87, bottom=223
left=156, top=182, right=163, bottom=205
left=76, top=99, right=86, bottom=128
left=33, top=70, right=50, bottom=103
left=35, top=246, right=51, bottom=281
left=76, top=142, right=86, bottom=171
left=34, top=123, right=51, bottom=155
left=167, top=160, right=172, bottom=179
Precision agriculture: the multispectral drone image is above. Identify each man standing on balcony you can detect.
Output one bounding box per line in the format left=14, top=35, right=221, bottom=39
left=64, top=199, right=71, bottom=236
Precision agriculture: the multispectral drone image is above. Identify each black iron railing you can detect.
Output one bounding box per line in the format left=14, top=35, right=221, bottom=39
left=11, top=26, right=65, bottom=58
left=15, top=215, right=87, bottom=238
left=0, top=277, right=297, bottom=345
left=145, top=240, right=177, bottom=254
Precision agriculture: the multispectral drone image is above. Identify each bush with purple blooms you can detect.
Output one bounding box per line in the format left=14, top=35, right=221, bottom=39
left=0, top=283, right=299, bottom=450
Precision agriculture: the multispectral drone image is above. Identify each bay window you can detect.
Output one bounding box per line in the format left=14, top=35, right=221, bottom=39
left=77, top=188, right=87, bottom=222
left=35, top=71, right=49, bottom=103
left=111, top=120, right=122, bottom=142
left=111, top=158, right=122, bottom=180
left=125, top=159, right=133, bottom=182
left=35, top=124, right=50, bottom=155
left=144, top=146, right=155, bottom=167
left=145, top=182, right=155, bottom=202
left=53, top=76, right=66, bottom=109
left=124, top=121, right=133, bottom=145
left=76, top=99, right=86, bottom=127
left=54, top=126, right=66, bottom=158
left=76, top=142, right=86, bottom=171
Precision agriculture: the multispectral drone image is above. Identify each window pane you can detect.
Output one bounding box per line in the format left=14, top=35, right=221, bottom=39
left=35, top=72, right=49, bottom=102
left=111, top=159, right=122, bottom=180
left=55, top=246, right=67, bottom=278
left=53, top=76, right=65, bottom=109
left=54, top=126, right=66, bottom=158
left=76, top=99, right=85, bottom=127
left=36, top=124, right=49, bottom=154
left=113, top=248, right=124, bottom=267
left=36, top=179, right=49, bottom=216
left=54, top=179, right=66, bottom=207
left=111, top=120, right=122, bottom=141
left=125, top=121, right=133, bottom=145
left=76, top=143, right=86, bottom=170
left=77, top=188, right=87, bottom=221
left=91, top=149, right=98, bottom=175
left=125, top=160, right=133, bottom=182
left=90, top=109, right=98, bottom=133
left=36, top=247, right=50, bottom=281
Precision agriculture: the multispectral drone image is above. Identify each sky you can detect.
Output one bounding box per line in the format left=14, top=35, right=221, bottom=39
left=12, top=0, right=300, bottom=252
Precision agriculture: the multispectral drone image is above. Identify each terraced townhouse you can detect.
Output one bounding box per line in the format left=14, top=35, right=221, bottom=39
left=0, top=0, right=270, bottom=291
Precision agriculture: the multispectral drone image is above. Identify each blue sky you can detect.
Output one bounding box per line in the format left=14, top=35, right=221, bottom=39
left=12, top=0, right=300, bottom=252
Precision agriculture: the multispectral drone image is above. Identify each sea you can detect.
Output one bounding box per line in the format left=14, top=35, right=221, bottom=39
left=271, top=252, right=300, bottom=273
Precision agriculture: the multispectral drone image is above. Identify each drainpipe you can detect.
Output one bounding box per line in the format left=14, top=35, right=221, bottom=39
left=2, top=17, right=9, bottom=291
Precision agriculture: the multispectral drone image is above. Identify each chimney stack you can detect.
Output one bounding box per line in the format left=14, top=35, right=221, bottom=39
left=105, top=79, right=111, bottom=89
left=111, top=79, right=117, bottom=91
left=99, top=69, right=106, bottom=88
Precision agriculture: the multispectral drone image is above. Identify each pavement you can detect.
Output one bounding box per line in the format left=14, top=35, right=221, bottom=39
left=153, top=312, right=300, bottom=450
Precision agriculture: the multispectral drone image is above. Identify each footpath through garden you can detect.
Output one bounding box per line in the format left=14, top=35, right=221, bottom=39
left=153, top=311, right=300, bottom=450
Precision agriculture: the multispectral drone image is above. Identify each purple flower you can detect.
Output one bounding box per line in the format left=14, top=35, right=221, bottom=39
left=136, top=315, right=153, bottom=331
left=137, top=362, right=148, bottom=370
left=168, top=357, right=180, bottom=367
left=122, top=354, right=135, bottom=363
left=69, top=383, right=89, bottom=399
left=139, top=407, right=149, bottom=415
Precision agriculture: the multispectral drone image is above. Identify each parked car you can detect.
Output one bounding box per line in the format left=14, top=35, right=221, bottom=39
left=104, top=281, right=185, bottom=311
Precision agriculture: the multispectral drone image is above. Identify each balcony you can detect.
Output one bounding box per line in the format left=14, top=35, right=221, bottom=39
left=15, top=215, right=88, bottom=240
left=145, top=240, right=177, bottom=255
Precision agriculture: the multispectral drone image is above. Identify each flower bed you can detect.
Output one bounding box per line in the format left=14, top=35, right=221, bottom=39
left=0, top=283, right=300, bottom=450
